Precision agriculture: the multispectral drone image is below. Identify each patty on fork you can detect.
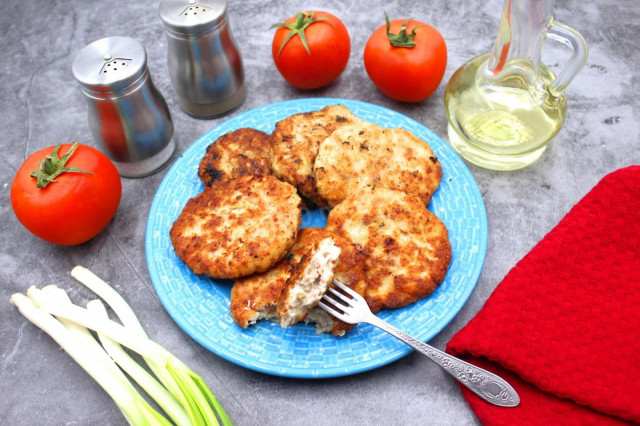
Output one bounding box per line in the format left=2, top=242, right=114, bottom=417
left=230, top=227, right=368, bottom=335
left=277, top=237, right=341, bottom=328
left=326, top=186, right=451, bottom=312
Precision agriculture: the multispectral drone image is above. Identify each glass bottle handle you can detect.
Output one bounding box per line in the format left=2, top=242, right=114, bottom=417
left=546, top=20, right=589, bottom=94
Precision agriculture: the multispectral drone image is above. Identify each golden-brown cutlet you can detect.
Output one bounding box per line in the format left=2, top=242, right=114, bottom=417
left=229, top=252, right=296, bottom=328
left=326, top=186, right=451, bottom=312
left=198, top=128, right=272, bottom=187
left=170, top=175, right=301, bottom=279
left=314, top=122, right=442, bottom=207
left=270, top=104, right=360, bottom=206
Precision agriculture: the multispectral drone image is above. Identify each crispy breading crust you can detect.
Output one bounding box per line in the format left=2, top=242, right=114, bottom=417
left=198, top=128, right=272, bottom=186
left=326, top=186, right=451, bottom=312
left=270, top=105, right=360, bottom=206
left=170, top=175, right=301, bottom=279
left=229, top=250, right=300, bottom=329
left=229, top=227, right=367, bottom=335
left=314, top=122, right=442, bottom=207
left=229, top=231, right=317, bottom=329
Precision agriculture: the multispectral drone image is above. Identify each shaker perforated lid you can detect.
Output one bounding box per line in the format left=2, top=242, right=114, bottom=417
left=72, top=36, right=147, bottom=94
left=159, top=0, right=227, bottom=35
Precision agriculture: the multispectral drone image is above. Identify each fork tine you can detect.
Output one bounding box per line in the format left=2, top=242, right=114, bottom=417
left=317, top=300, right=348, bottom=322
left=332, top=279, right=366, bottom=303
left=326, top=287, right=356, bottom=306
left=332, top=279, right=357, bottom=295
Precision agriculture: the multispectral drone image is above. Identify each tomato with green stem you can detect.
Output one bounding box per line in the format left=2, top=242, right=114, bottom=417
left=10, top=143, right=122, bottom=245
left=271, top=10, right=351, bottom=90
left=364, top=13, right=447, bottom=102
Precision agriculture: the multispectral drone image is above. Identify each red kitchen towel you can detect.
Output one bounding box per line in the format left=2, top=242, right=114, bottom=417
left=446, top=166, right=640, bottom=425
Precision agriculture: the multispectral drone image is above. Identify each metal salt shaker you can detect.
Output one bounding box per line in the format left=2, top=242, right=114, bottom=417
left=159, top=0, right=246, bottom=118
left=72, top=36, right=175, bottom=177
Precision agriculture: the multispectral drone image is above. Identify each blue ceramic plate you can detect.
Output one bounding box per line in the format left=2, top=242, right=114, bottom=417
left=145, top=98, right=487, bottom=378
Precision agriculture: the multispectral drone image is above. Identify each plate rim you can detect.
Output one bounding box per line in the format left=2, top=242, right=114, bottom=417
left=145, top=97, right=488, bottom=378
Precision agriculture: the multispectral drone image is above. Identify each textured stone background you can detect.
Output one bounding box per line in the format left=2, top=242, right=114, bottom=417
left=1, top=0, right=637, bottom=425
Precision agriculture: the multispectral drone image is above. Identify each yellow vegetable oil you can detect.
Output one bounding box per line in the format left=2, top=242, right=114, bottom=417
left=443, top=0, right=588, bottom=171
left=444, top=54, right=566, bottom=171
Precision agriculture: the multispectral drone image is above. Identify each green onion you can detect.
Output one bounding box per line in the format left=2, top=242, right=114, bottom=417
left=70, top=266, right=147, bottom=336
left=87, top=300, right=190, bottom=426
left=70, top=266, right=231, bottom=425
left=71, top=266, right=191, bottom=425
left=10, top=267, right=232, bottom=426
left=10, top=293, right=169, bottom=426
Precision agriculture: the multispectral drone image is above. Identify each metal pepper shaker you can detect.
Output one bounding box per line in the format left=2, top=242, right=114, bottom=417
left=72, top=36, right=175, bottom=177
left=159, top=0, right=246, bottom=118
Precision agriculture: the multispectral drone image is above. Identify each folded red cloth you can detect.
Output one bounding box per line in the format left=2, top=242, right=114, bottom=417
left=446, top=166, right=640, bottom=425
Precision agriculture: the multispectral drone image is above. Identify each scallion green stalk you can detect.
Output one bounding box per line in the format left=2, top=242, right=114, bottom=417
left=71, top=266, right=194, bottom=410
left=10, top=293, right=169, bottom=426
left=87, top=299, right=191, bottom=426
left=26, top=284, right=231, bottom=426
left=70, top=266, right=231, bottom=426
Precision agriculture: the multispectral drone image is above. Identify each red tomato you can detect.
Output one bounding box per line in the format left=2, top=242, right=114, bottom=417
left=11, top=143, right=122, bottom=246
left=271, top=10, right=350, bottom=89
left=364, top=16, right=447, bottom=102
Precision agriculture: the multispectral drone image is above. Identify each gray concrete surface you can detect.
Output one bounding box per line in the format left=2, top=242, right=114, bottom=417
left=1, top=0, right=638, bottom=425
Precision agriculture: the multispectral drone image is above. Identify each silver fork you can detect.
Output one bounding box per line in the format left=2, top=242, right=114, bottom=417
left=319, top=280, right=520, bottom=407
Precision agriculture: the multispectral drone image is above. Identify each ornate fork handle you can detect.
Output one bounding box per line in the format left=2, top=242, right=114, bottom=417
left=367, top=315, right=519, bottom=407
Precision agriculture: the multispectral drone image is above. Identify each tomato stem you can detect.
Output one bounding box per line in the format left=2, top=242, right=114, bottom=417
left=384, top=12, right=419, bottom=48
left=270, top=11, right=334, bottom=57
left=30, top=143, right=92, bottom=188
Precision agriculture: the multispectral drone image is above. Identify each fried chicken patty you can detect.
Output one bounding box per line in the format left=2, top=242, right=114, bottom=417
left=229, top=228, right=318, bottom=329
left=230, top=227, right=367, bottom=335
left=270, top=105, right=360, bottom=206
left=229, top=254, right=294, bottom=328
left=198, top=128, right=272, bottom=187
left=326, top=186, right=451, bottom=312
left=314, top=122, right=442, bottom=207
left=170, top=175, right=302, bottom=279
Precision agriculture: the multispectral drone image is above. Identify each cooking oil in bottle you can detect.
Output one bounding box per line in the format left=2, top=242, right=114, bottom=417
left=445, top=54, right=567, bottom=171
left=443, top=0, right=588, bottom=171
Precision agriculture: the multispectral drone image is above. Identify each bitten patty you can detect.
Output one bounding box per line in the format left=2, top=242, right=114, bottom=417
left=302, top=228, right=369, bottom=336
left=230, top=227, right=367, bottom=335
left=170, top=175, right=302, bottom=279
left=198, top=128, right=272, bottom=187
left=326, top=186, right=451, bottom=312
left=229, top=228, right=318, bottom=329
left=314, top=122, right=442, bottom=207
left=277, top=237, right=341, bottom=328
